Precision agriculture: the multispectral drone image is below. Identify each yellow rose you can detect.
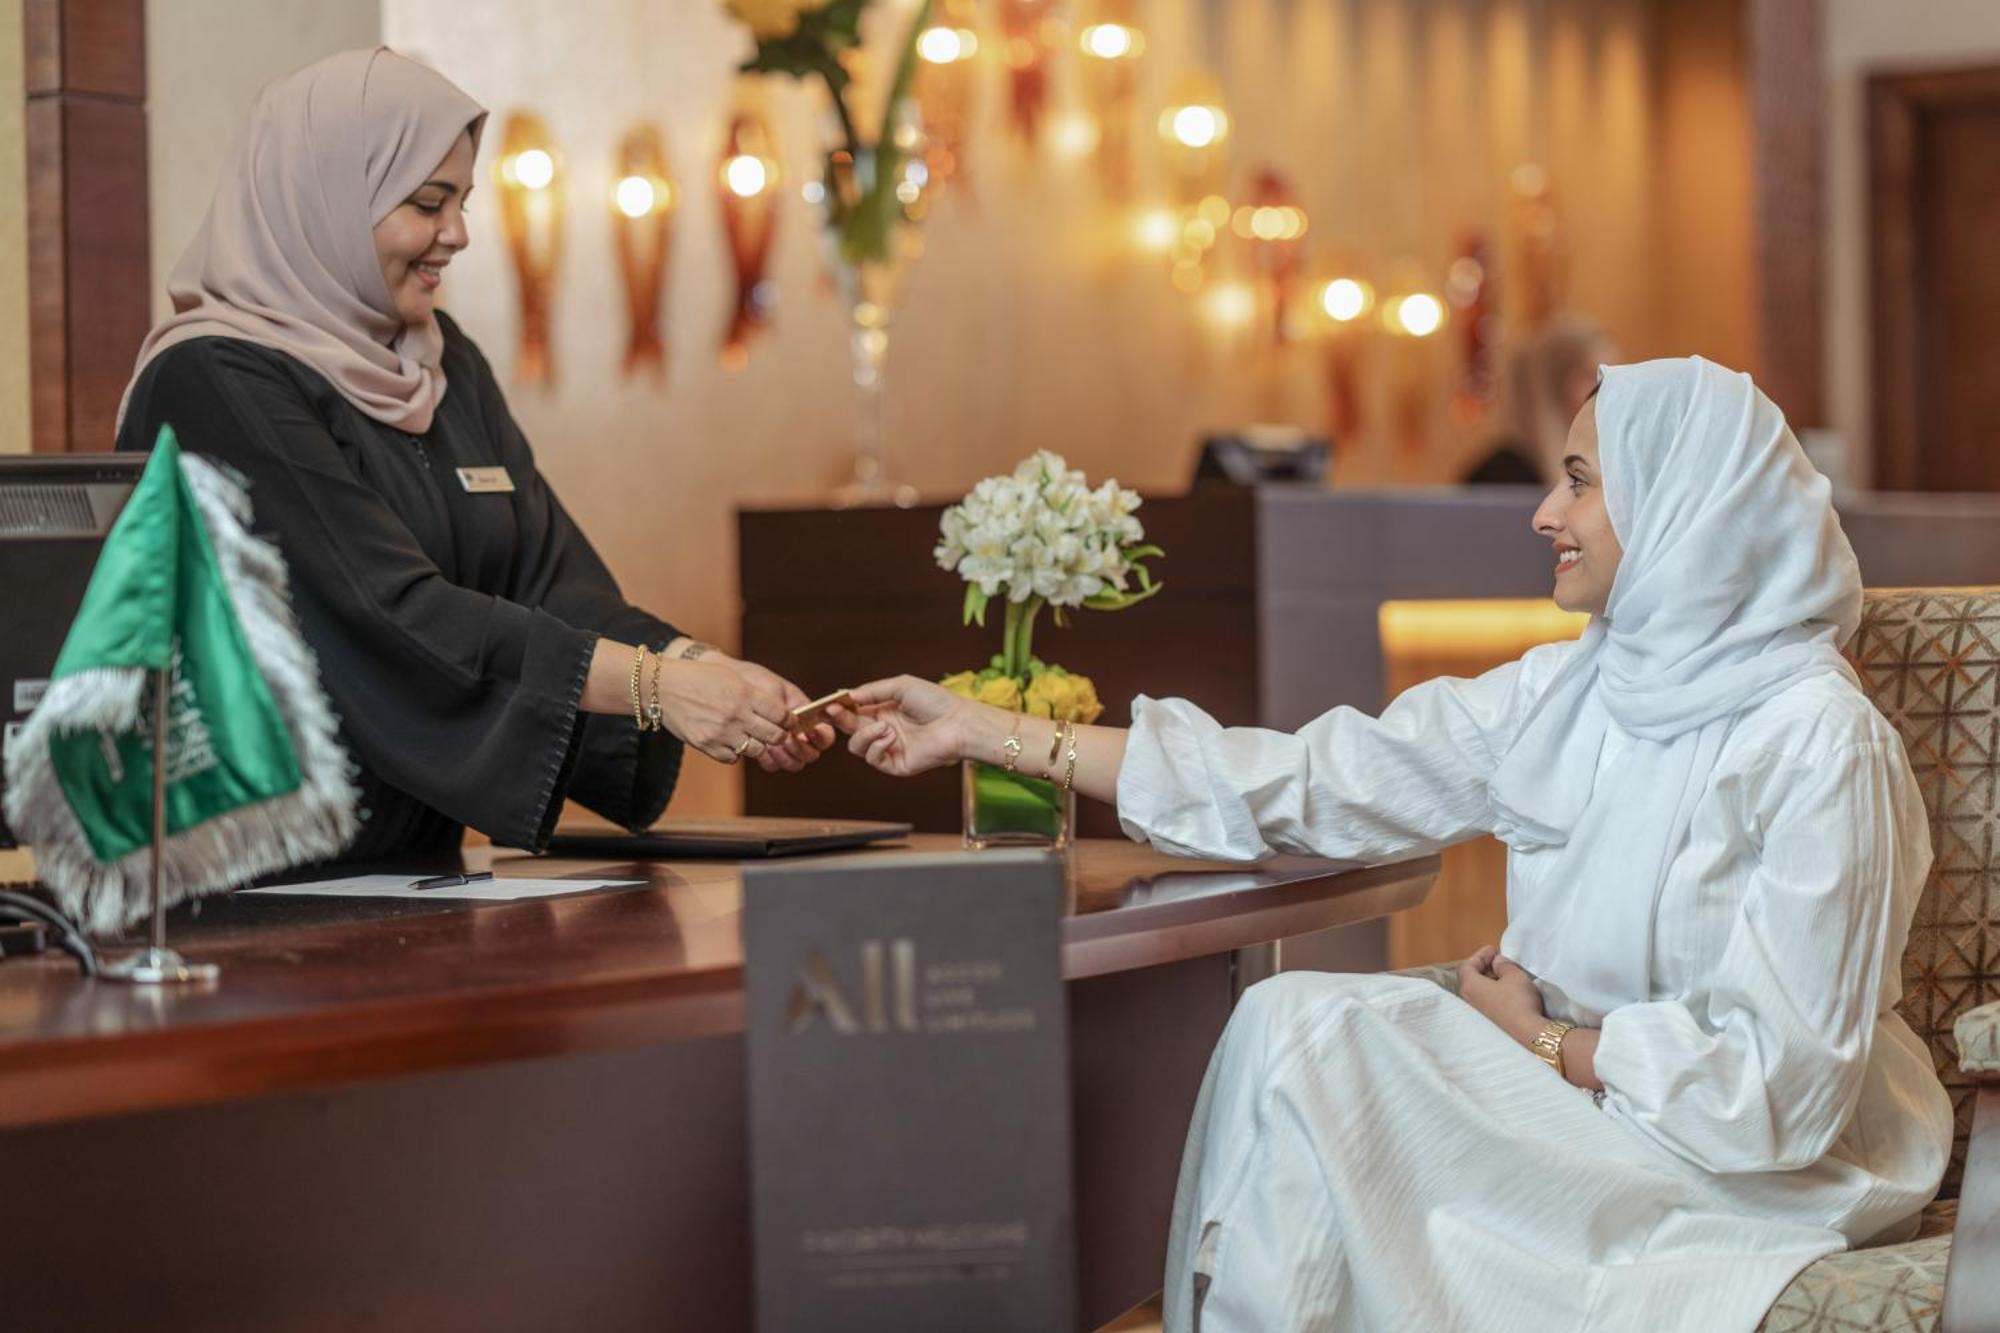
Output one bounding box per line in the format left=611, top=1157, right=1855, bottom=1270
left=723, top=0, right=829, bottom=41
left=1025, top=671, right=1104, bottom=724
left=939, top=671, right=979, bottom=700
left=975, top=676, right=1024, bottom=711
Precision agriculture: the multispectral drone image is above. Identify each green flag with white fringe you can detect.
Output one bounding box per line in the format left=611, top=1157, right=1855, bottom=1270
left=3, top=426, right=357, bottom=935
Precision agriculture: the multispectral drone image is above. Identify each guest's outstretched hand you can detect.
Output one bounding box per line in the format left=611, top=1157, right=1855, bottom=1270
left=829, top=676, right=976, bottom=778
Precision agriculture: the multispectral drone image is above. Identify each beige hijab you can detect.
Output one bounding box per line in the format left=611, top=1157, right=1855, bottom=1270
left=121, top=48, right=485, bottom=435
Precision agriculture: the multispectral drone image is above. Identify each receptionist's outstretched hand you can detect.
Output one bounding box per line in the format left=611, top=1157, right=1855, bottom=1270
left=831, top=676, right=976, bottom=778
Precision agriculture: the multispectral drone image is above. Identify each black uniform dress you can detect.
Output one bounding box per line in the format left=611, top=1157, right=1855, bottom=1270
left=116, top=312, right=683, bottom=863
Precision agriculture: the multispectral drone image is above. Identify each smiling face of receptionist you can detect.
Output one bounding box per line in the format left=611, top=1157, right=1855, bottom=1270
left=372, top=128, right=476, bottom=328
left=1530, top=394, right=1624, bottom=616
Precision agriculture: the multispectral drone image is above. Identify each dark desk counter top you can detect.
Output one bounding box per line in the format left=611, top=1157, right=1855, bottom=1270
left=0, top=837, right=1438, bottom=1130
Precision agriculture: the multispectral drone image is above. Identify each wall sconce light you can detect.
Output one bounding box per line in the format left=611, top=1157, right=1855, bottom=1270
left=1381, top=259, right=1447, bottom=462
left=997, top=0, right=1057, bottom=144
left=717, top=88, right=781, bottom=371
left=1158, top=71, right=1231, bottom=203
left=916, top=0, right=981, bottom=193
left=1306, top=254, right=1374, bottom=446
left=1076, top=0, right=1145, bottom=195
left=1446, top=230, right=1499, bottom=423
left=1507, top=163, right=1566, bottom=333
left=1236, top=168, right=1308, bottom=344
left=611, top=123, right=675, bottom=382
left=494, top=111, right=564, bottom=387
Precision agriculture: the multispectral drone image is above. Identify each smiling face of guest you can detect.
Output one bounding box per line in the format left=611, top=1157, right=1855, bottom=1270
left=1531, top=395, right=1624, bottom=615
left=372, top=128, right=476, bottom=327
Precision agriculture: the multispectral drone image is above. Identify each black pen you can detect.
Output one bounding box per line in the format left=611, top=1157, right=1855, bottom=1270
left=408, top=870, right=496, bottom=891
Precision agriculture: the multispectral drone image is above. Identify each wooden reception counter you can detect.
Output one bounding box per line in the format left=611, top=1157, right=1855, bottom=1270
left=0, top=838, right=1437, bottom=1331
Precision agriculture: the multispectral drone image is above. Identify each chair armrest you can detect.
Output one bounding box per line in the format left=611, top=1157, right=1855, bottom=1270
left=1956, top=1001, right=2000, bottom=1078
left=1942, top=1086, right=2000, bottom=1333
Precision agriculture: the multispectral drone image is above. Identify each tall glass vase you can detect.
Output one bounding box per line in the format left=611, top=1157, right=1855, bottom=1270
left=812, top=104, right=932, bottom=509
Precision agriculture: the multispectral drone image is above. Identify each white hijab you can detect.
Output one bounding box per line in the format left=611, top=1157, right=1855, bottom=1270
left=1491, top=355, right=1862, bottom=1019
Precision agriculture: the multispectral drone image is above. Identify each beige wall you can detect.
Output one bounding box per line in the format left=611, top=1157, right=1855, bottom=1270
left=0, top=0, right=25, bottom=455
left=1655, top=0, right=1758, bottom=379
left=1824, top=0, right=2000, bottom=485
left=147, top=0, right=381, bottom=321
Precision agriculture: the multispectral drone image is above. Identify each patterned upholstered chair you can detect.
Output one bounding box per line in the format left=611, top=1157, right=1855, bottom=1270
left=1405, top=588, right=2000, bottom=1332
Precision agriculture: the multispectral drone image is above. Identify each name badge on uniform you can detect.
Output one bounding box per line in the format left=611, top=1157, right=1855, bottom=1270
left=455, top=466, right=515, bottom=494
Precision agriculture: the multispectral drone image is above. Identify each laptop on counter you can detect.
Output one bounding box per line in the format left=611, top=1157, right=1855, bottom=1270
left=545, top=815, right=914, bottom=860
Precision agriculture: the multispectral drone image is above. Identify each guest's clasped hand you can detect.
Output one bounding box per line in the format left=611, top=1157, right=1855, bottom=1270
left=1457, top=944, right=1549, bottom=1046
left=660, top=652, right=837, bottom=773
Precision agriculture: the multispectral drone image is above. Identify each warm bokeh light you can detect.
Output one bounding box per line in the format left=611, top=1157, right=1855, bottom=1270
left=1133, top=207, right=1181, bottom=252
left=613, top=175, right=659, bottom=218
left=1079, top=23, right=1143, bottom=60
left=1387, top=292, right=1446, bottom=336
left=1320, top=277, right=1372, bottom=322
left=1049, top=112, right=1100, bottom=159
left=1202, top=281, right=1256, bottom=328
left=507, top=148, right=555, bottom=191
left=1164, top=104, right=1226, bottom=149
left=723, top=154, right=770, bottom=198
left=918, top=26, right=979, bottom=63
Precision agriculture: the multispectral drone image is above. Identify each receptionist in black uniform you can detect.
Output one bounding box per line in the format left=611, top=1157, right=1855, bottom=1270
left=115, top=48, right=833, bottom=863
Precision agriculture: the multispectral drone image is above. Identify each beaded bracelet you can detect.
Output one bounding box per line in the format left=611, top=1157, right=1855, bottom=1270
left=1060, top=720, right=1079, bottom=794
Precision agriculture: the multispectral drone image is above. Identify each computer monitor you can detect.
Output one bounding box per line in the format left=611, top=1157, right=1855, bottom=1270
left=1191, top=425, right=1331, bottom=488
left=0, top=453, right=147, bottom=848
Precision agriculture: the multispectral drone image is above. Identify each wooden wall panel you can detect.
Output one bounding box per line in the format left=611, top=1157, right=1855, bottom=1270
left=1749, top=0, right=1826, bottom=427
left=24, top=0, right=148, bottom=453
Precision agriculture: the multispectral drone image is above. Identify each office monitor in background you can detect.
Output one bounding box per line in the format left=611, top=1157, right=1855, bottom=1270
left=1191, top=424, right=1331, bottom=488
left=0, top=453, right=147, bottom=849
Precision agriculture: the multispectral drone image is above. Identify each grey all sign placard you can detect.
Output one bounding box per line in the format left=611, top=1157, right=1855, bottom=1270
left=743, top=850, right=1076, bottom=1332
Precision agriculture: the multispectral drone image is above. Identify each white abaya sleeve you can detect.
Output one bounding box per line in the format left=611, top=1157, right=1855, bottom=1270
left=1114, top=643, right=1569, bottom=863
left=1592, top=738, right=1929, bottom=1175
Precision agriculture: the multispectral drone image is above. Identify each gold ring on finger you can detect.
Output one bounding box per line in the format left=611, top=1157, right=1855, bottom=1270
left=733, top=737, right=755, bottom=759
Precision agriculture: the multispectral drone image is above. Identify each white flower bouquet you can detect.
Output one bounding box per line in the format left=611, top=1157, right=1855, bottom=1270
left=934, top=451, right=1163, bottom=846
left=934, top=450, right=1162, bottom=704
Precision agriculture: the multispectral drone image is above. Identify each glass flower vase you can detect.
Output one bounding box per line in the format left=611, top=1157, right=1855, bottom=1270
left=961, top=760, right=1075, bottom=850
left=811, top=103, right=932, bottom=509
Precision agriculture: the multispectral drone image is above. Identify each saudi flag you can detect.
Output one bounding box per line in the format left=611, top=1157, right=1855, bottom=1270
left=3, top=426, right=357, bottom=934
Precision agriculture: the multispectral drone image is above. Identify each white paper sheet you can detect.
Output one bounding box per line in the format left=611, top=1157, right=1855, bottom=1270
left=238, top=874, right=643, bottom=902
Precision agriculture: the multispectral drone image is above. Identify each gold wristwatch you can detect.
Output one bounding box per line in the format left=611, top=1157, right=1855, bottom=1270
left=1529, top=1020, right=1576, bottom=1078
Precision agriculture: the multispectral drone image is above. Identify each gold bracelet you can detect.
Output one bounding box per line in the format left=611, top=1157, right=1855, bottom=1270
left=630, top=644, right=648, bottom=731
left=1045, top=718, right=1065, bottom=774
left=1060, top=720, right=1079, bottom=794
left=1529, top=1020, right=1576, bottom=1078
left=644, top=644, right=666, bottom=732
left=1002, top=714, right=1024, bottom=773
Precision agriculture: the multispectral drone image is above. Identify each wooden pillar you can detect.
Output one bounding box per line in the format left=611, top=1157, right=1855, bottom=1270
left=1746, top=0, right=1825, bottom=427
left=25, top=0, right=148, bottom=453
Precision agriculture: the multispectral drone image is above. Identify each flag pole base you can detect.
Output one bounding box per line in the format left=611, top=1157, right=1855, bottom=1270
left=99, top=946, right=218, bottom=985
